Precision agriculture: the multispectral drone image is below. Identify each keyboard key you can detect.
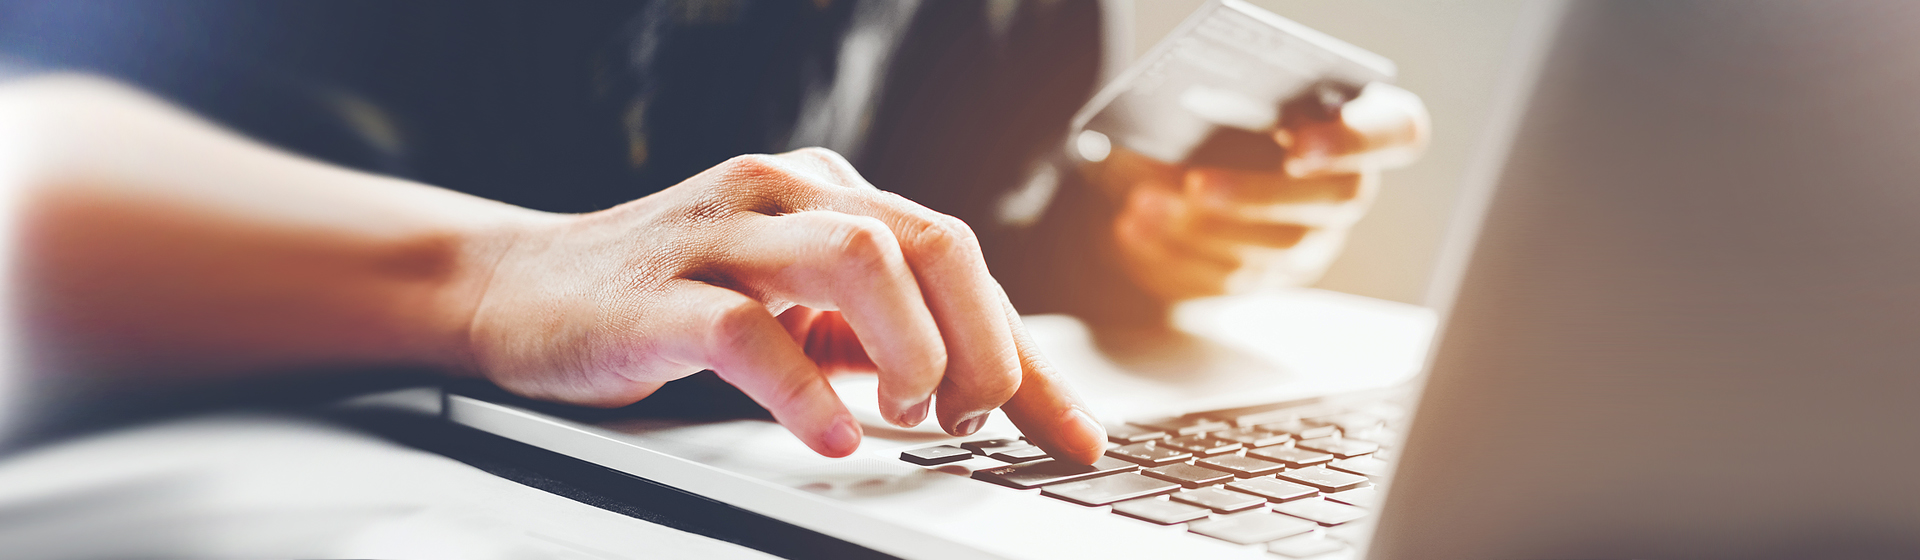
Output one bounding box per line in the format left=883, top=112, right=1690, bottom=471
left=1170, top=487, right=1266, bottom=512
left=1105, top=424, right=1169, bottom=444
left=1323, top=486, right=1380, bottom=509
left=1277, top=466, right=1369, bottom=493
left=1247, top=446, right=1334, bottom=467
left=1226, top=477, right=1319, bottom=503
left=1106, top=441, right=1193, bottom=466
left=989, top=446, right=1050, bottom=463
left=1196, top=454, right=1286, bottom=477
left=1268, top=533, right=1349, bottom=558
left=1259, top=419, right=1339, bottom=440
left=961, top=438, right=1026, bottom=455
left=1275, top=498, right=1368, bottom=526
left=1144, top=463, right=1234, bottom=488
left=1111, top=497, right=1211, bottom=525
left=1160, top=434, right=1243, bottom=456
left=1133, top=416, right=1230, bottom=436
left=1213, top=426, right=1292, bottom=447
left=1189, top=511, right=1317, bottom=545
left=1041, top=472, right=1180, bottom=506
left=1328, top=456, right=1389, bottom=478
left=972, top=456, right=1139, bottom=489
left=1296, top=437, right=1379, bottom=459
left=899, top=445, right=972, bottom=466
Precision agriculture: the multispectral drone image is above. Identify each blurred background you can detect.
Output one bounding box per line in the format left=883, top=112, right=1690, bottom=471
left=1136, top=0, right=1530, bottom=305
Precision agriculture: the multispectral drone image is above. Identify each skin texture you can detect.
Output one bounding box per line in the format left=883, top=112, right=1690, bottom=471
left=1097, top=83, right=1431, bottom=301
left=2, top=75, right=1106, bottom=464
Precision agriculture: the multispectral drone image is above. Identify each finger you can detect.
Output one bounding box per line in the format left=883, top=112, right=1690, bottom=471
left=994, top=294, right=1107, bottom=465
left=1189, top=214, right=1312, bottom=250
left=711, top=148, right=1022, bottom=435
left=1114, top=194, right=1240, bottom=301
left=659, top=281, right=862, bottom=457
left=717, top=211, right=946, bottom=428
left=1184, top=167, right=1365, bottom=205
left=1118, top=182, right=1247, bottom=268
left=774, top=151, right=1023, bottom=437
left=1278, top=82, right=1430, bottom=177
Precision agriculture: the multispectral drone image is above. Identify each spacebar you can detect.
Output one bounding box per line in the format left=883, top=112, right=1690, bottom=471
left=971, top=456, right=1140, bottom=489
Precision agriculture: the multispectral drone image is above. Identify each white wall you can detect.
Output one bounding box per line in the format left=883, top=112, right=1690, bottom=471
left=1128, top=1, right=1531, bottom=305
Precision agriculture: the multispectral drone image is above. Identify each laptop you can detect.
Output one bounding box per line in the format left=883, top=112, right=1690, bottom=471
left=403, top=1, right=1920, bottom=558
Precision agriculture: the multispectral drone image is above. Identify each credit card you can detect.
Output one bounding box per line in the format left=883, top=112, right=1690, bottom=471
left=1072, top=0, right=1395, bottom=169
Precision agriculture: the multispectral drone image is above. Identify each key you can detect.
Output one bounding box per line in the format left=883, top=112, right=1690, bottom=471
left=1042, top=472, right=1180, bottom=506
left=1214, top=426, right=1291, bottom=448
left=961, top=438, right=1026, bottom=455
left=1268, top=533, right=1349, bottom=558
left=1323, top=486, right=1380, bottom=509
left=1259, top=419, right=1339, bottom=440
left=1277, top=466, right=1369, bottom=493
left=1226, top=477, right=1319, bottom=503
left=1106, top=441, right=1193, bottom=466
left=1133, top=416, right=1230, bottom=436
left=1143, top=463, right=1235, bottom=488
left=899, top=445, right=972, bottom=466
left=1161, top=434, right=1243, bottom=456
left=990, top=446, right=1050, bottom=463
left=1189, top=511, right=1317, bottom=545
left=1170, top=487, right=1267, bottom=512
left=1105, top=424, right=1169, bottom=444
left=972, top=456, right=1139, bottom=489
left=1328, top=456, right=1388, bottom=478
left=1296, top=437, right=1379, bottom=459
left=1275, top=498, right=1368, bottom=526
left=1247, top=445, right=1333, bottom=467
left=1196, top=454, right=1287, bottom=478
left=1112, top=497, right=1211, bottom=525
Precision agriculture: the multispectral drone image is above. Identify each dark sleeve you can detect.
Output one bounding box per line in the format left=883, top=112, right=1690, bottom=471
left=856, top=0, right=1165, bottom=325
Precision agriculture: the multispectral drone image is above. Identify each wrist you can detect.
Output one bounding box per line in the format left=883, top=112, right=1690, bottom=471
left=412, top=194, right=563, bottom=378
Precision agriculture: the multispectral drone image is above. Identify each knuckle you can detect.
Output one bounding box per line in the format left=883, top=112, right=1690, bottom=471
left=899, top=212, right=980, bottom=259
left=826, top=215, right=901, bottom=272
left=791, top=146, right=849, bottom=167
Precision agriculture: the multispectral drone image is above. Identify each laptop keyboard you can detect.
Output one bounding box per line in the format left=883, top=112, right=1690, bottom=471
left=898, top=398, right=1404, bottom=558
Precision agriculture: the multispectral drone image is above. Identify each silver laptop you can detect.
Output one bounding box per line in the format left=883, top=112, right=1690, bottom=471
left=429, top=2, right=1920, bottom=558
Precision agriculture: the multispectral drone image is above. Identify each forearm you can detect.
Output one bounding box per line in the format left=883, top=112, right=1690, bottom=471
left=2, top=75, right=547, bottom=379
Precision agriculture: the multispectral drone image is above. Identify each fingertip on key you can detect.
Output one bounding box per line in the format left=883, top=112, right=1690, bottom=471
left=1058, top=407, right=1109, bottom=465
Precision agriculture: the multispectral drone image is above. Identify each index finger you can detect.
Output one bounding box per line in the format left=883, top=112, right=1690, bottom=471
left=1279, top=82, right=1430, bottom=176
left=994, top=295, right=1108, bottom=465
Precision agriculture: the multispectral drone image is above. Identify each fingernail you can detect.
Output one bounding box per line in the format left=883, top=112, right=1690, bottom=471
left=824, top=417, right=861, bottom=457
left=896, top=397, right=931, bottom=427
left=952, top=411, right=989, bottom=437
left=1059, top=408, right=1107, bottom=461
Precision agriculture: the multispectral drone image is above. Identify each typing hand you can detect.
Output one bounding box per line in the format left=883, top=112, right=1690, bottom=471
left=464, top=149, right=1107, bottom=462
left=1097, top=83, right=1429, bottom=302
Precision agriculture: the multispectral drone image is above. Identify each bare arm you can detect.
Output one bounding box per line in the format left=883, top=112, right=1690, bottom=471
left=1, top=75, right=1107, bottom=462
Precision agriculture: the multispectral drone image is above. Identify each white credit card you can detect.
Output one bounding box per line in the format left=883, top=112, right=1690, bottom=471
left=1074, top=0, right=1395, bottom=168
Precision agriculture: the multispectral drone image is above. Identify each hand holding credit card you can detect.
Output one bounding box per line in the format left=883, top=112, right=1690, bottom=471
left=1076, top=0, right=1429, bottom=301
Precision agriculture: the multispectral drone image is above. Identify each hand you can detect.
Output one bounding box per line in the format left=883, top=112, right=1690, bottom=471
left=1097, top=83, right=1430, bottom=302
left=463, top=148, right=1108, bottom=462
